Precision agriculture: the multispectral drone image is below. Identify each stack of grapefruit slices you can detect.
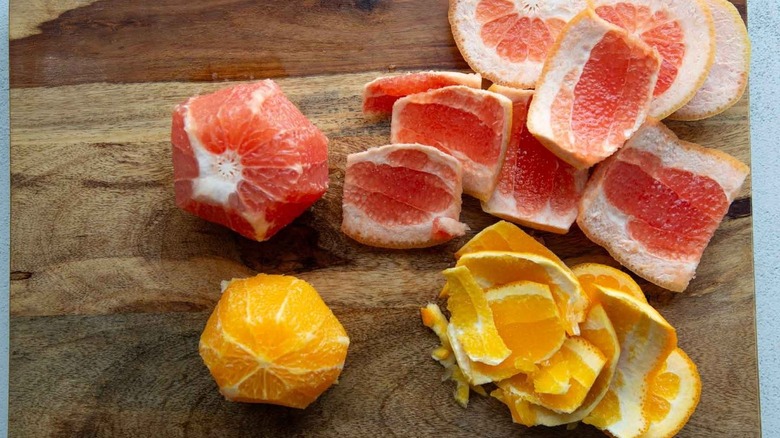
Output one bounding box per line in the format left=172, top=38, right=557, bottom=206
left=421, top=221, right=701, bottom=437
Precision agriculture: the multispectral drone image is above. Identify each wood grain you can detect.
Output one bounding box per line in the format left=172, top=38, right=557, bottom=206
left=9, top=0, right=758, bottom=436
left=9, top=0, right=468, bottom=88
left=9, top=74, right=752, bottom=316
left=9, top=305, right=757, bottom=437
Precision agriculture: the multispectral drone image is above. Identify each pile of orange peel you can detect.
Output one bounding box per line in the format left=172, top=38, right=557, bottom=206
left=421, top=221, right=701, bottom=438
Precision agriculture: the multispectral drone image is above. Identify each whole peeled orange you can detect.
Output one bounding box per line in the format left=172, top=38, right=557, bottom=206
left=199, top=274, right=349, bottom=408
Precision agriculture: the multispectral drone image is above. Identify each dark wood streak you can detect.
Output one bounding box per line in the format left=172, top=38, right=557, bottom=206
left=10, top=0, right=467, bottom=88
left=727, top=196, right=752, bottom=219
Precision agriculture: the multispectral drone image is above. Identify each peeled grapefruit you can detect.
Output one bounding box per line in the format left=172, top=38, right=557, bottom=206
left=482, top=85, right=587, bottom=234
left=577, top=119, right=750, bottom=291
left=363, top=71, right=482, bottom=117
left=670, top=0, right=751, bottom=121
left=527, top=9, right=661, bottom=169
left=592, top=0, right=716, bottom=119
left=341, top=144, right=468, bottom=249
left=172, top=80, right=329, bottom=241
left=391, top=86, right=512, bottom=201
left=449, top=0, right=588, bottom=88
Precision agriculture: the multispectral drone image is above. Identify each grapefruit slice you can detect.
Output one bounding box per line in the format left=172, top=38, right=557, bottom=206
left=391, top=86, right=512, bottom=201
left=482, top=85, right=588, bottom=234
left=670, top=0, right=750, bottom=121
left=577, top=119, right=750, bottom=291
left=592, top=0, right=716, bottom=119
left=583, top=285, right=678, bottom=438
left=449, top=0, right=588, bottom=88
left=171, top=80, right=329, bottom=241
left=641, top=348, right=702, bottom=438
left=363, top=71, right=482, bottom=118
left=527, top=9, right=661, bottom=169
left=341, top=144, right=468, bottom=249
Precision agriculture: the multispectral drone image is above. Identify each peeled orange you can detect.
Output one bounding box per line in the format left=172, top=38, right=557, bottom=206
left=199, top=274, right=349, bottom=408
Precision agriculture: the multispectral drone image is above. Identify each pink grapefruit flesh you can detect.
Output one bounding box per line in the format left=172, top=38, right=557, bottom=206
left=527, top=9, right=661, bottom=169
left=482, top=85, right=587, bottom=234
left=577, top=119, right=749, bottom=291
left=341, top=144, right=468, bottom=249
left=363, top=71, right=482, bottom=117
left=171, top=80, right=329, bottom=241
left=391, top=86, right=512, bottom=201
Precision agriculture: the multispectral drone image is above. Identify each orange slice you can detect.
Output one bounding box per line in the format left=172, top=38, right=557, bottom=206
left=527, top=9, right=661, bottom=169
left=591, top=0, right=716, bottom=119
left=583, top=285, right=678, bottom=437
left=640, top=348, right=702, bottom=437
left=444, top=266, right=512, bottom=366
left=452, top=281, right=567, bottom=384
left=198, top=274, right=349, bottom=408
left=670, top=0, right=750, bottom=121
left=497, top=337, right=607, bottom=415
left=456, top=251, right=588, bottom=336
left=449, top=0, right=589, bottom=88
left=572, top=262, right=647, bottom=303
left=496, top=303, right=621, bottom=426
left=455, top=221, right=566, bottom=267
left=391, top=86, right=513, bottom=201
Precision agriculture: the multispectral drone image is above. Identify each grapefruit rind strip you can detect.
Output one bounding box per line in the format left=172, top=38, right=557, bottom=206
left=669, top=0, right=750, bottom=121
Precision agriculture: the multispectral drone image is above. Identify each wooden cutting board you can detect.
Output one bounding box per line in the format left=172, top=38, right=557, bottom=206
left=8, top=1, right=758, bottom=436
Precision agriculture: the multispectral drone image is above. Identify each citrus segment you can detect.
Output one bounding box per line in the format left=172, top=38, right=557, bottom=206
left=493, top=304, right=621, bottom=426
left=527, top=9, right=661, bottom=169
left=198, top=274, right=349, bottom=408
left=671, top=0, right=750, bottom=121
left=592, top=0, right=716, bottom=119
left=391, top=86, right=513, bottom=200
left=572, top=263, right=647, bottom=303
left=341, top=144, right=468, bottom=249
left=363, top=71, right=482, bottom=117
left=449, top=0, right=589, bottom=88
left=482, top=85, right=588, bottom=234
left=454, top=221, right=566, bottom=269
left=497, top=337, right=607, bottom=415
left=456, top=251, right=588, bottom=336
left=577, top=119, right=749, bottom=291
left=583, top=285, right=677, bottom=437
left=172, top=80, right=329, bottom=241
left=444, top=266, right=512, bottom=366
left=640, top=348, right=701, bottom=438
left=454, top=281, right=567, bottom=383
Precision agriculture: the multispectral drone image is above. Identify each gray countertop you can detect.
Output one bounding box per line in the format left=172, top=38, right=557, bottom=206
left=1, top=1, right=778, bottom=436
